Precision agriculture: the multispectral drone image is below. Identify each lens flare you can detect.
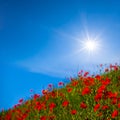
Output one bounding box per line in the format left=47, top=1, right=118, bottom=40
left=77, top=32, right=102, bottom=56
left=83, top=39, right=99, bottom=53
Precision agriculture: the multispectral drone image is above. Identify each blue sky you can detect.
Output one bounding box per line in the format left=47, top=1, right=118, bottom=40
left=0, top=0, right=120, bottom=110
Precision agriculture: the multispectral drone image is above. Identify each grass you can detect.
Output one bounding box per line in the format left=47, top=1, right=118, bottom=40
left=0, top=64, right=120, bottom=120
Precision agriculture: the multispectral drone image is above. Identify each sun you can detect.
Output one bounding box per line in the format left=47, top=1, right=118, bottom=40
left=83, top=39, right=98, bottom=53
left=78, top=35, right=101, bottom=56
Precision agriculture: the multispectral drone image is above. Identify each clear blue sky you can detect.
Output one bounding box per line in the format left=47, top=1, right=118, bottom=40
left=0, top=0, right=120, bottom=110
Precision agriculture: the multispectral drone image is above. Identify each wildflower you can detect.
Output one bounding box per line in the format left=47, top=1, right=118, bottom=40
left=105, top=68, right=109, bottom=72
left=49, top=102, right=56, bottom=111
left=118, top=97, right=120, bottom=102
left=33, top=94, right=40, bottom=100
left=19, top=98, right=23, bottom=104
left=111, top=98, right=117, bottom=105
left=22, top=113, right=28, bottom=120
left=35, top=101, right=46, bottom=111
left=45, top=94, right=50, bottom=101
left=59, top=92, right=65, bottom=98
left=107, top=91, right=118, bottom=99
left=72, top=81, right=78, bottom=86
left=70, top=78, right=75, bottom=82
left=95, top=75, right=101, bottom=80
left=80, top=102, right=87, bottom=109
left=83, top=77, right=94, bottom=86
left=71, top=109, right=77, bottom=115
left=50, top=91, right=57, bottom=98
left=48, top=84, right=52, bottom=88
left=40, top=116, right=47, bottom=120
left=82, top=87, right=91, bottom=96
left=62, top=100, right=69, bottom=107
left=84, top=72, right=89, bottom=77
left=113, top=66, right=118, bottom=71
left=118, top=103, right=120, bottom=108
left=102, top=105, right=109, bottom=110
left=41, top=102, right=47, bottom=110
left=94, top=104, right=100, bottom=112
left=67, top=87, right=73, bottom=93
left=5, top=112, right=11, bottom=120
left=13, top=104, right=20, bottom=109
left=78, top=70, right=83, bottom=76
left=42, top=89, right=48, bottom=95
left=97, top=85, right=106, bottom=93
left=58, top=82, right=64, bottom=86
left=111, top=110, right=118, bottom=118
left=35, top=102, right=41, bottom=111
left=101, top=77, right=111, bottom=86
left=94, top=93, right=102, bottom=102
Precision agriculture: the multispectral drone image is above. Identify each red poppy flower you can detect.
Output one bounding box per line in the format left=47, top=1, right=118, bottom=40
left=62, top=100, right=69, bottom=107
left=35, top=102, right=46, bottom=111
left=111, top=98, right=117, bottom=105
left=49, top=102, right=56, bottom=111
left=42, top=89, right=48, bottom=95
left=118, top=97, right=120, bottom=102
left=80, top=102, right=87, bottom=109
left=97, top=85, right=106, bottom=93
left=118, top=103, right=120, bottom=108
left=102, top=105, right=109, bottom=110
left=67, top=88, right=73, bottom=93
left=40, top=116, right=47, bottom=120
left=105, top=68, right=109, bottom=72
left=78, top=70, right=83, bottom=76
left=5, top=112, right=12, bottom=120
left=72, top=81, right=79, bottom=86
left=83, top=72, right=89, bottom=77
left=71, top=109, right=77, bottom=115
left=58, top=82, right=64, bottom=86
left=33, top=94, right=40, bottom=100
left=111, top=110, right=118, bottom=118
left=94, top=93, right=102, bottom=102
left=94, top=104, right=100, bottom=112
left=59, top=92, right=65, bottom=98
left=101, top=77, right=111, bottom=86
left=83, top=77, right=94, bottom=86
left=113, top=66, right=118, bottom=71
left=82, top=87, right=91, bottom=96
left=95, top=75, right=102, bottom=80
left=50, top=91, right=57, bottom=98
left=19, top=98, right=23, bottom=104
left=107, top=91, right=118, bottom=99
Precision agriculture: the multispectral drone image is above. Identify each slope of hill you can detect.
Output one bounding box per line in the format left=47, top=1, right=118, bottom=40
left=0, top=64, right=120, bottom=120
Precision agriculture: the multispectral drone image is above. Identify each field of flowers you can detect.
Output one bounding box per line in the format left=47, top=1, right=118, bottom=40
left=0, top=64, right=120, bottom=120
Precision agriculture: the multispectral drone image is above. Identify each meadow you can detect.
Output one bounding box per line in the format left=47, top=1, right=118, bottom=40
left=0, top=64, right=120, bottom=120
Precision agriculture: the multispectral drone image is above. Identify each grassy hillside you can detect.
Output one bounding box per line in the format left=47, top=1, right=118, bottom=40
left=0, top=64, right=120, bottom=120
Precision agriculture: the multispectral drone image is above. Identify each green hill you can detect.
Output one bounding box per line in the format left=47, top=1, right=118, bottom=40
left=0, top=64, right=120, bottom=120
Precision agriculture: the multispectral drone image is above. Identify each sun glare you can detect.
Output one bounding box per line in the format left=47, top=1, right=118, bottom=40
left=84, top=40, right=98, bottom=53
left=78, top=34, right=102, bottom=56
